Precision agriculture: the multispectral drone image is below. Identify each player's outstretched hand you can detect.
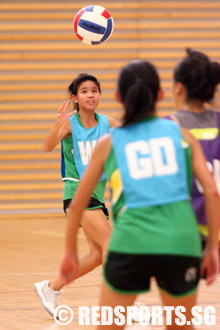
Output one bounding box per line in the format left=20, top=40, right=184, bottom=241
left=57, top=100, right=76, bottom=125
left=200, top=247, right=219, bottom=285
left=60, top=253, right=79, bottom=285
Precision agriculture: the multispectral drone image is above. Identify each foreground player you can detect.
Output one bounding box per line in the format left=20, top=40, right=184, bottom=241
left=170, top=48, right=220, bottom=250
left=60, top=60, right=220, bottom=329
left=34, top=73, right=117, bottom=317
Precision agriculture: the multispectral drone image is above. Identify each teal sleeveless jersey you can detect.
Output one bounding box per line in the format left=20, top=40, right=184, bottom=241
left=111, top=117, right=189, bottom=208
left=61, top=113, right=109, bottom=201
left=104, top=117, right=201, bottom=257
left=70, top=112, right=110, bottom=181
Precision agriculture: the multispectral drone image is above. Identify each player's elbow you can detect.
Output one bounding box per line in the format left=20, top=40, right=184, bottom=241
left=205, top=186, right=220, bottom=201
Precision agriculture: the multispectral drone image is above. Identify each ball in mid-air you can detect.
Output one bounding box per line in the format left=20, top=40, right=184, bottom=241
left=73, top=5, right=114, bottom=45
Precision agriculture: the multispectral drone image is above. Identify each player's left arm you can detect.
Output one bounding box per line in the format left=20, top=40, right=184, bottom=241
left=181, top=127, right=220, bottom=285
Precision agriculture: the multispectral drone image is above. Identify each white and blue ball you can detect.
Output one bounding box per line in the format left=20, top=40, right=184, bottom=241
left=73, top=5, right=114, bottom=45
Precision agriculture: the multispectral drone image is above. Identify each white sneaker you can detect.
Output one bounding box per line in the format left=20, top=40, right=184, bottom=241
left=34, top=280, right=60, bottom=317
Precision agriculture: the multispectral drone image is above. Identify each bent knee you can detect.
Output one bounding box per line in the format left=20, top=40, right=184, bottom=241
left=90, top=250, right=102, bottom=267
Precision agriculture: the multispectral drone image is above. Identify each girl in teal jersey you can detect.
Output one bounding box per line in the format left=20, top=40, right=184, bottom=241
left=60, top=62, right=219, bottom=330
left=34, top=74, right=118, bottom=317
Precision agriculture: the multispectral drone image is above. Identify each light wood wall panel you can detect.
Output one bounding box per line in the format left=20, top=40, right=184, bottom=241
left=0, top=0, right=219, bottom=214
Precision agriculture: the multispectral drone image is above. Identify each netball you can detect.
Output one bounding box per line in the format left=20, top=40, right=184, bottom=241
left=73, top=5, right=114, bottom=45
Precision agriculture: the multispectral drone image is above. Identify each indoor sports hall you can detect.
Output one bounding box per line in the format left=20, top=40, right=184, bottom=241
left=0, top=1, right=220, bottom=329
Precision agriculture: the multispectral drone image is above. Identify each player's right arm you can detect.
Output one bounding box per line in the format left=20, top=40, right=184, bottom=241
left=43, top=101, right=75, bottom=152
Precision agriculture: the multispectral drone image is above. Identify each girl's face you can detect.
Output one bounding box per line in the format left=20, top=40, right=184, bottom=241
left=73, top=80, right=100, bottom=112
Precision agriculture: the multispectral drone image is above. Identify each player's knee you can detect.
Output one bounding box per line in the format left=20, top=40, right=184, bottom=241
left=90, top=249, right=102, bottom=267
left=101, top=244, right=109, bottom=262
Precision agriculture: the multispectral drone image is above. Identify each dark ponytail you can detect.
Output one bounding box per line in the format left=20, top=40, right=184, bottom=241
left=118, top=60, right=160, bottom=126
left=174, top=48, right=220, bottom=103
left=68, top=73, right=101, bottom=111
left=209, top=61, right=220, bottom=87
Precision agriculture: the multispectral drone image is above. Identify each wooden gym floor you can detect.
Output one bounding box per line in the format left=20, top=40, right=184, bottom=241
left=0, top=214, right=219, bottom=330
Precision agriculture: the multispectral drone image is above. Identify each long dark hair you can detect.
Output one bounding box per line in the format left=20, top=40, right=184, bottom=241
left=174, top=48, right=220, bottom=103
left=118, top=60, right=160, bottom=126
left=68, top=73, right=101, bottom=111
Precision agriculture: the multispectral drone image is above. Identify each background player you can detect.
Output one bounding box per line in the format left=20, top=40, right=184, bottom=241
left=170, top=48, right=220, bottom=251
